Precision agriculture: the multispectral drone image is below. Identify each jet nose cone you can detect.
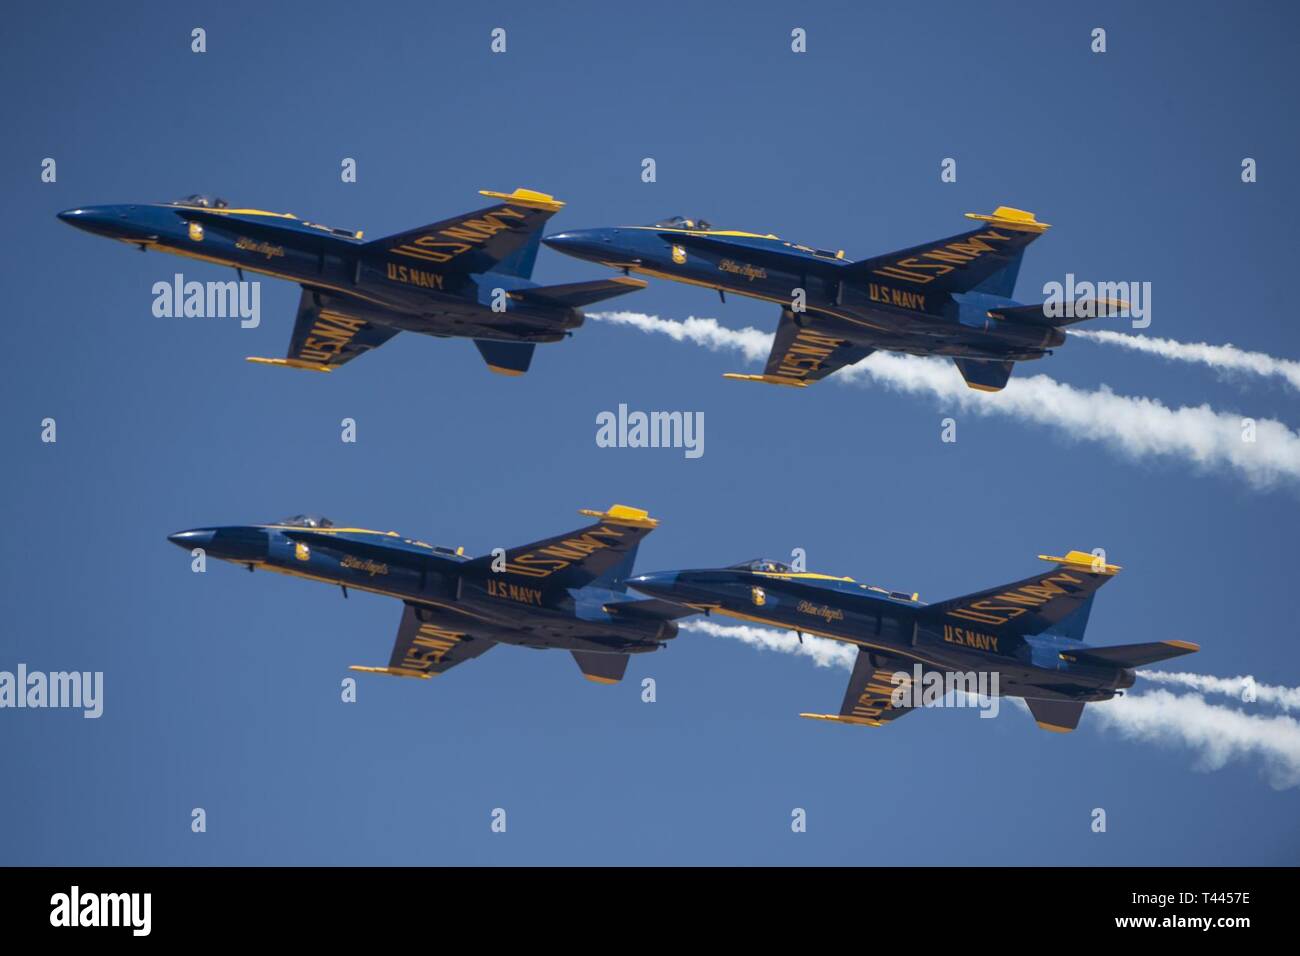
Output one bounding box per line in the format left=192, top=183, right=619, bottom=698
left=57, top=204, right=133, bottom=238
left=57, top=207, right=99, bottom=231
left=167, top=529, right=215, bottom=551
left=543, top=229, right=610, bottom=261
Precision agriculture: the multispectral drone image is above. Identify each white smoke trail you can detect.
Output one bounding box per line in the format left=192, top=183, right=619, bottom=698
left=1070, top=329, right=1300, bottom=393
left=679, top=619, right=856, bottom=670
left=591, top=309, right=773, bottom=362
left=1090, top=690, right=1300, bottom=790
left=590, top=310, right=1300, bottom=488
left=1139, top=670, right=1300, bottom=711
left=685, top=619, right=1300, bottom=788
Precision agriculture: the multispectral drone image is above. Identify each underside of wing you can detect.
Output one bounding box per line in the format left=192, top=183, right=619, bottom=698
left=800, top=650, right=917, bottom=727
left=247, top=287, right=399, bottom=372
left=724, top=309, right=874, bottom=388
left=350, top=603, right=496, bottom=679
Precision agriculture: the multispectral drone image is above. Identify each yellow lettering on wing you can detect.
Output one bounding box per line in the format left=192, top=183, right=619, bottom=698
left=388, top=208, right=527, bottom=264
left=402, top=624, right=464, bottom=671
left=871, top=230, right=1013, bottom=286
left=775, top=329, right=846, bottom=380
left=298, top=310, right=369, bottom=363
left=502, top=523, right=628, bottom=578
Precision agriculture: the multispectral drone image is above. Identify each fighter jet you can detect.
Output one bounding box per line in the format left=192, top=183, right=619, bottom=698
left=629, top=551, right=1199, bottom=732
left=545, top=206, right=1110, bottom=391
left=167, top=505, right=689, bottom=685
left=59, top=188, right=645, bottom=376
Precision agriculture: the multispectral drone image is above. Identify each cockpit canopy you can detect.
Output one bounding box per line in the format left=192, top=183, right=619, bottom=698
left=278, top=514, right=334, bottom=529
left=655, top=215, right=714, bottom=231
left=172, top=194, right=229, bottom=209
left=729, top=558, right=793, bottom=573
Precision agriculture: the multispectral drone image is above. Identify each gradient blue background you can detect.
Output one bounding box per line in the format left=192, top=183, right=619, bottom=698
left=3, top=0, right=1297, bottom=864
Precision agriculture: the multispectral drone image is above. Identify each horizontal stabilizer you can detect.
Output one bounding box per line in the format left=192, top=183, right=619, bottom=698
left=1067, top=640, right=1199, bottom=669
left=604, top=596, right=698, bottom=621
left=1025, top=697, right=1085, bottom=732
left=516, top=277, right=647, bottom=308
left=474, top=339, right=536, bottom=376
left=953, top=357, right=1015, bottom=392
left=988, top=302, right=1122, bottom=328
left=572, top=651, right=629, bottom=684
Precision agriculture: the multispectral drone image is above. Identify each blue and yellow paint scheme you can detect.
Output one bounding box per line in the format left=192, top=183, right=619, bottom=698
left=59, top=189, right=646, bottom=375
left=545, top=207, right=1108, bottom=391
left=167, top=505, right=690, bottom=685
left=630, top=551, right=1198, bottom=731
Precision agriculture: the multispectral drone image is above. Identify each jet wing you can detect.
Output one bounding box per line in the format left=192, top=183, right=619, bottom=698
left=844, top=207, right=1050, bottom=298
left=921, top=550, right=1122, bottom=636
left=462, top=504, right=660, bottom=590
left=247, top=288, right=400, bottom=372
left=800, top=650, right=917, bottom=727
left=360, top=188, right=564, bottom=276
left=350, top=603, right=496, bottom=679
left=724, top=309, right=874, bottom=387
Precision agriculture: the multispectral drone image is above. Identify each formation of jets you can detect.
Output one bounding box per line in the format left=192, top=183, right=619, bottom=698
left=59, top=188, right=1106, bottom=389
left=63, top=187, right=1192, bottom=735
left=168, top=504, right=1197, bottom=733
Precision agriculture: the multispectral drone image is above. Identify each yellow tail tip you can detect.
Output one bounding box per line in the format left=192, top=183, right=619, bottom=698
left=478, top=187, right=564, bottom=211
left=578, top=504, right=658, bottom=528
left=1038, top=550, right=1121, bottom=574
left=965, top=206, right=1051, bottom=232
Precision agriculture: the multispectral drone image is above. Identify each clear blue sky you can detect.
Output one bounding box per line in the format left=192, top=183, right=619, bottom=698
left=3, top=0, right=1297, bottom=864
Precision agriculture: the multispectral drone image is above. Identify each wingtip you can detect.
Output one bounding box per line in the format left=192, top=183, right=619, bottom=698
left=247, top=356, right=334, bottom=373
left=722, top=372, right=808, bottom=388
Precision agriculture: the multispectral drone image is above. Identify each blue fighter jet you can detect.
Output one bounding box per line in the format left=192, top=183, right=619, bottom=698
left=545, top=207, right=1112, bottom=391
left=167, top=505, right=689, bottom=685
left=630, top=551, right=1199, bottom=732
left=59, top=188, right=645, bottom=376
